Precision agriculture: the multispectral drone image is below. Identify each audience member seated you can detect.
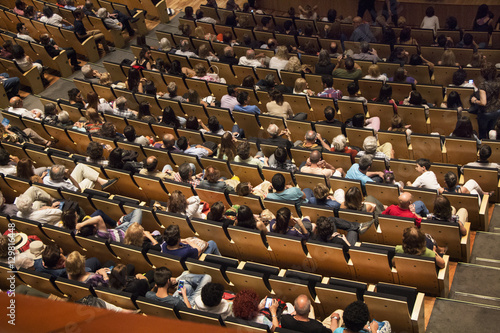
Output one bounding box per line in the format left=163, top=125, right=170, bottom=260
left=363, top=64, right=386, bottom=82
left=108, top=263, right=150, bottom=299
left=177, top=136, right=216, bottom=158
left=281, top=294, right=337, bottom=332
left=330, top=300, right=391, bottom=333
left=266, top=90, right=295, bottom=119
left=258, top=124, right=293, bottom=149
left=267, top=173, right=307, bottom=205
left=268, top=146, right=298, bottom=173
left=123, top=125, right=151, bottom=146
left=406, top=158, right=441, bottom=190
left=66, top=251, right=109, bottom=287
left=341, top=186, right=384, bottom=214
left=161, top=224, right=220, bottom=258
left=139, top=156, right=174, bottom=180
left=75, top=209, right=143, bottom=242
left=315, top=50, right=336, bottom=76
left=427, top=195, right=467, bottom=236
left=317, top=76, right=342, bottom=100
left=217, top=132, right=237, bottom=161
left=206, top=201, right=234, bottom=227
left=462, top=145, right=500, bottom=174
left=269, top=46, right=290, bottom=73
left=304, top=183, right=343, bottom=210
left=175, top=40, right=198, bottom=58
left=74, top=9, right=114, bottom=53
left=1, top=120, right=53, bottom=147
left=232, top=289, right=279, bottom=330
left=113, top=96, right=138, bottom=118
left=387, top=47, right=409, bottom=66
left=389, top=67, right=416, bottom=84
left=312, top=215, right=375, bottom=249
left=350, top=16, right=376, bottom=42
left=172, top=162, right=203, bottom=187
left=43, top=164, right=117, bottom=191
left=8, top=96, right=43, bottom=119
left=341, top=82, right=368, bottom=106
left=234, top=91, right=261, bottom=115
left=145, top=266, right=211, bottom=308
left=234, top=141, right=266, bottom=167
left=332, top=56, right=363, bottom=80
left=268, top=207, right=312, bottom=240
left=346, top=155, right=384, bottom=187
left=193, top=283, right=232, bottom=318
left=393, top=226, right=445, bottom=269
left=330, top=135, right=358, bottom=164
left=301, top=150, right=344, bottom=177
left=199, top=166, right=233, bottom=192
left=15, top=186, right=61, bottom=224
left=238, top=49, right=265, bottom=68
left=352, top=41, right=381, bottom=63
left=295, top=130, right=327, bottom=152
left=356, top=136, right=393, bottom=164
left=218, top=46, right=238, bottom=66
left=382, top=192, right=426, bottom=226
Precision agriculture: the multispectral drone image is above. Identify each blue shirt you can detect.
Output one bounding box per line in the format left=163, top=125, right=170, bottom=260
left=34, top=259, right=67, bottom=278
left=346, top=163, right=373, bottom=186
left=184, top=145, right=210, bottom=157
left=161, top=242, right=199, bottom=259
left=233, top=104, right=261, bottom=115
left=308, top=197, right=341, bottom=210
left=267, top=187, right=306, bottom=204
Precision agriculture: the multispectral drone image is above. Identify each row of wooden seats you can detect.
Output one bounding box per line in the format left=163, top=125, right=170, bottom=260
left=0, top=254, right=426, bottom=333
left=0, top=183, right=440, bottom=302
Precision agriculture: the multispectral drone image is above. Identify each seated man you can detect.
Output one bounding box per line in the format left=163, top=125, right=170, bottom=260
left=352, top=41, right=381, bottom=63
left=172, top=162, right=203, bottom=187
left=356, top=136, right=393, bottom=166
left=153, top=134, right=182, bottom=153
left=267, top=173, right=307, bottom=205
left=34, top=243, right=101, bottom=278
left=406, top=158, right=441, bottom=190
left=74, top=8, right=114, bottom=53
left=86, top=141, right=110, bottom=166
left=316, top=105, right=343, bottom=127
left=0, top=148, right=18, bottom=175
left=220, top=85, right=239, bottom=112
left=8, top=96, right=43, bottom=119
left=329, top=300, right=391, bottom=332
left=140, top=156, right=174, bottom=180
left=300, top=150, right=344, bottom=177
left=233, top=91, right=261, bottom=115
left=281, top=294, right=338, bottom=332
left=238, top=49, right=264, bottom=68
left=234, top=141, right=266, bottom=168
left=317, top=76, right=342, bottom=101
left=381, top=192, right=426, bottom=227
left=198, top=166, right=233, bottom=192
left=112, top=96, right=138, bottom=118
left=303, top=183, right=343, bottom=210
left=161, top=225, right=220, bottom=259
left=295, top=130, right=328, bottom=152
left=43, top=164, right=117, bottom=192
left=462, top=145, right=500, bottom=175
left=332, top=56, right=363, bottom=80
left=257, top=124, right=292, bottom=149
left=346, top=155, right=384, bottom=187
left=161, top=82, right=187, bottom=102
left=312, top=215, right=376, bottom=249
left=96, top=7, right=135, bottom=36
left=177, top=136, right=216, bottom=158
left=16, top=186, right=62, bottom=224
left=175, top=40, right=198, bottom=58
left=145, top=266, right=211, bottom=308
left=81, top=64, right=103, bottom=84
left=194, top=282, right=233, bottom=319
left=268, top=146, right=298, bottom=173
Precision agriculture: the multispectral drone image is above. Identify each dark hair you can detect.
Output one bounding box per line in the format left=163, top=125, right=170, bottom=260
left=0, top=149, right=10, bottom=165
left=408, top=91, right=423, bottom=105
left=123, top=125, right=136, bottom=142
left=207, top=201, right=225, bottom=221
left=241, top=75, right=255, bottom=88
left=236, top=182, right=251, bottom=196
left=218, top=132, right=236, bottom=161
left=393, top=67, right=407, bottom=83
left=274, top=146, right=288, bottom=164
left=168, top=60, right=183, bottom=76
left=481, top=63, right=497, bottom=81
left=16, top=158, right=35, bottom=180
left=87, top=141, right=104, bottom=160
left=344, top=57, right=354, bottom=71
left=347, top=82, right=359, bottom=96
left=343, top=301, right=370, bottom=332
left=409, top=54, right=423, bottom=66
left=237, top=205, right=256, bottom=229
left=284, top=20, right=293, bottom=31
left=138, top=101, right=153, bottom=120
left=324, top=106, right=335, bottom=121
left=271, top=173, right=286, bottom=191
left=399, top=27, right=412, bottom=43
left=446, top=91, right=462, bottom=108
left=178, top=162, right=192, bottom=181
left=42, top=5, right=53, bottom=18
left=161, top=107, right=181, bottom=128
left=269, top=89, right=284, bottom=106
left=225, top=15, right=237, bottom=27
left=108, top=264, right=128, bottom=290
left=274, top=207, right=291, bottom=234
left=206, top=116, right=220, bottom=133
left=61, top=209, right=77, bottom=230
left=479, top=145, right=492, bottom=160
left=443, top=172, right=458, bottom=190
left=463, top=33, right=473, bottom=46
left=108, top=148, right=124, bottom=169
left=237, top=91, right=249, bottom=105
left=416, top=158, right=431, bottom=170
left=452, top=116, right=474, bottom=138
left=425, top=6, right=434, bottom=17
left=316, top=216, right=336, bottom=242
left=261, top=17, right=271, bottom=27
left=352, top=113, right=365, bottom=128
left=67, top=88, right=81, bottom=102
left=201, top=283, right=225, bottom=307
left=452, top=69, right=467, bottom=86
left=177, top=136, right=188, bottom=151
left=388, top=47, right=405, bottom=63
left=446, top=16, right=458, bottom=30
left=164, top=224, right=181, bottom=246
left=437, top=34, right=447, bottom=47
left=12, top=44, right=25, bottom=60
left=321, top=75, right=333, bottom=88
left=184, top=6, right=194, bottom=18
left=475, top=4, right=489, bottom=20
left=376, top=84, right=393, bottom=102
left=344, top=186, right=363, bottom=210
left=236, top=141, right=251, bottom=160
left=185, top=116, right=199, bottom=130
left=402, top=226, right=427, bottom=255
left=127, top=67, right=141, bottom=92
left=327, top=9, right=337, bottom=22
left=42, top=243, right=61, bottom=268
left=99, top=122, right=116, bottom=138
left=153, top=266, right=172, bottom=288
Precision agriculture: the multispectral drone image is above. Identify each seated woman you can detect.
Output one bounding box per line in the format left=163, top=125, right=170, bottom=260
left=232, top=289, right=279, bottom=331
left=159, top=106, right=185, bottom=128
left=108, top=263, right=151, bottom=299
left=39, top=5, right=73, bottom=28
left=192, top=63, right=220, bottom=82
left=388, top=114, right=412, bottom=140
left=363, top=64, right=387, bottom=82
left=167, top=190, right=204, bottom=219
left=350, top=112, right=381, bottom=133
left=340, top=186, right=385, bottom=214
left=426, top=195, right=467, bottom=236
left=268, top=207, right=312, bottom=240
left=217, top=132, right=237, bottom=161
left=389, top=67, right=416, bottom=84
left=373, top=83, right=398, bottom=112
left=439, top=171, right=490, bottom=199
left=292, top=78, right=314, bottom=96
left=198, top=44, right=219, bottom=62
left=233, top=205, right=267, bottom=232
left=16, top=158, right=46, bottom=183
left=131, top=46, right=153, bottom=70
left=266, top=89, right=294, bottom=119
left=161, top=224, right=220, bottom=258
left=400, top=90, right=429, bottom=115
left=440, top=91, right=463, bottom=114
left=393, top=226, right=446, bottom=269
left=126, top=67, right=146, bottom=93
left=86, top=91, right=113, bottom=113
left=450, top=116, right=480, bottom=145
left=437, top=49, right=460, bottom=67
left=206, top=201, right=234, bottom=227
left=303, top=183, right=343, bottom=210
left=12, top=44, right=43, bottom=75
left=66, top=251, right=109, bottom=287
left=83, top=107, right=105, bottom=134
left=330, top=135, right=358, bottom=164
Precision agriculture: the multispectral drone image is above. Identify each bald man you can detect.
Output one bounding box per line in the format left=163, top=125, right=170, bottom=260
left=139, top=156, right=174, bottom=180
left=300, top=150, right=344, bottom=177
left=238, top=49, right=264, bottom=68
left=350, top=16, right=376, bottom=43
left=381, top=192, right=426, bottom=227
left=295, top=130, right=328, bottom=152
left=7, top=96, right=43, bottom=119
left=153, top=134, right=181, bottom=153
left=281, top=294, right=339, bottom=332
left=257, top=124, right=292, bottom=149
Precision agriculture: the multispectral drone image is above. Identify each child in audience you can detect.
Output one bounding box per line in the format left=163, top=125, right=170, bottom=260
left=406, top=158, right=441, bottom=190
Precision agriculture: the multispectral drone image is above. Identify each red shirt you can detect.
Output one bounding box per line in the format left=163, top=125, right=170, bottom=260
left=382, top=205, right=421, bottom=227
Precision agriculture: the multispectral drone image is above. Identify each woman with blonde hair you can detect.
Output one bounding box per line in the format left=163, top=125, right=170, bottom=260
left=293, top=78, right=314, bottom=96
left=269, top=46, right=289, bottom=72
left=218, top=132, right=237, bottom=161
left=438, top=49, right=460, bottom=67
left=363, top=64, right=387, bottom=82
left=194, top=26, right=215, bottom=41
left=66, top=251, right=110, bottom=286
left=99, top=72, right=113, bottom=86
left=284, top=56, right=301, bottom=72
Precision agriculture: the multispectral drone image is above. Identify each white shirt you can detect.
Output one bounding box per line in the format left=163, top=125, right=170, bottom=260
left=40, top=14, right=64, bottom=27
left=269, top=57, right=289, bottom=73
left=238, top=57, right=263, bottom=68
left=0, top=164, right=17, bottom=176
left=363, top=74, right=387, bottom=83
left=17, top=209, right=62, bottom=225
left=420, top=16, right=440, bottom=34
left=411, top=171, right=441, bottom=189
left=175, top=50, right=198, bottom=58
